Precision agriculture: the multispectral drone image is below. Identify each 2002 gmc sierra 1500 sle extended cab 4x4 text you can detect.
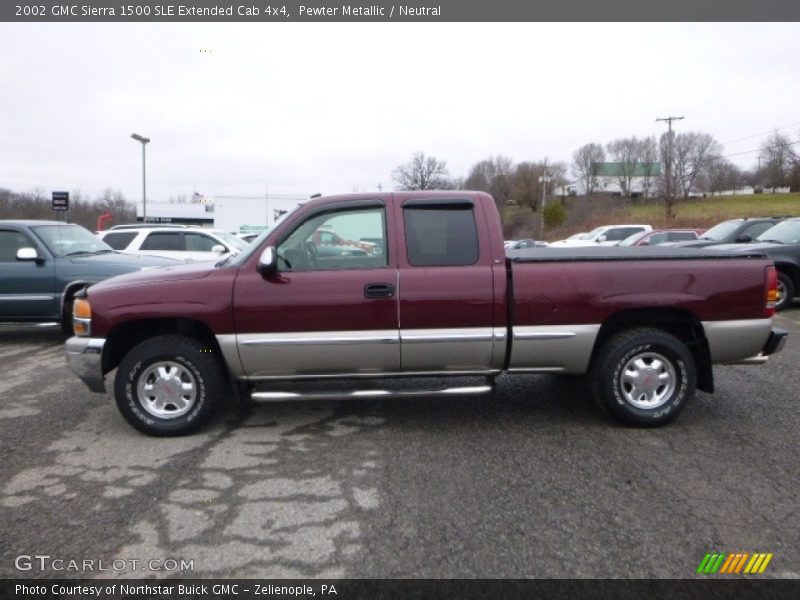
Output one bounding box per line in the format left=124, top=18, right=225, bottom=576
left=66, top=192, right=787, bottom=435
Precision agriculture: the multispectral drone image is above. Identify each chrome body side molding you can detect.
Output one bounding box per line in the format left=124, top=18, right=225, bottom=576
left=400, top=327, right=498, bottom=372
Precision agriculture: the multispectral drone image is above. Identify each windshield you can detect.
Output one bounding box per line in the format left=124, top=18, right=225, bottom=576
left=221, top=204, right=302, bottom=268
left=756, top=220, right=800, bottom=244
left=700, top=220, right=741, bottom=241
left=33, top=224, right=113, bottom=257
left=618, top=232, right=645, bottom=246
left=581, top=227, right=605, bottom=240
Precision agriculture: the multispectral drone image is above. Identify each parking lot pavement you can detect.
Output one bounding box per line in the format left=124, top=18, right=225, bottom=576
left=1, top=311, right=799, bottom=579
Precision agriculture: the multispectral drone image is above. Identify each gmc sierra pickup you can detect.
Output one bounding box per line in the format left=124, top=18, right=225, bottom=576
left=66, top=192, right=787, bottom=435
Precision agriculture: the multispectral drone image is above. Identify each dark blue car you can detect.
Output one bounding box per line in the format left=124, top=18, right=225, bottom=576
left=0, top=220, right=180, bottom=332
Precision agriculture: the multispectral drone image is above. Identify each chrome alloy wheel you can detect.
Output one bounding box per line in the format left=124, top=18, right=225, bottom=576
left=137, top=361, right=198, bottom=418
left=619, top=351, right=677, bottom=409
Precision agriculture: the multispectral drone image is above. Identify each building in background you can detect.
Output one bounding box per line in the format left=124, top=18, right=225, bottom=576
left=135, top=193, right=307, bottom=232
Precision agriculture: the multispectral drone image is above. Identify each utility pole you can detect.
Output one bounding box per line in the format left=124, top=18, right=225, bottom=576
left=656, top=116, right=684, bottom=218
left=538, top=159, right=550, bottom=239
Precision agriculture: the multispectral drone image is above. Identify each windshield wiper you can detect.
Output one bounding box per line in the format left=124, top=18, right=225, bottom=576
left=757, top=239, right=784, bottom=244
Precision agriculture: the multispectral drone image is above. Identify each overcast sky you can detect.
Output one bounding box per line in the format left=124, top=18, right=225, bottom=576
left=1, top=22, right=799, bottom=203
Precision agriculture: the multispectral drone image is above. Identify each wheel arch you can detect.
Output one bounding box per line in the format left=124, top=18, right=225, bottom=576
left=102, top=318, right=226, bottom=378
left=61, top=281, right=93, bottom=314
left=774, top=261, right=800, bottom=287
left=591, top=307, right=713, bottom=393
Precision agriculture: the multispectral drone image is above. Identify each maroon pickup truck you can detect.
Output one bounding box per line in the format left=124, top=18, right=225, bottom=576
left=66, top=192, right=787, bottom=435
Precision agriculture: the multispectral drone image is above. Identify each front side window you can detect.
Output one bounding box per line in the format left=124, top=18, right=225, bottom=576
left=277, top=207, right=387, bottom=271
left=404, top=204, right=479, bottom=267
left=0, top=230, right=33, bottom=262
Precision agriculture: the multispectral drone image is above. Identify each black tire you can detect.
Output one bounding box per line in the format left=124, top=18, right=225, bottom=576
left=60, top=299, right=74, bottom=336
left=113, top=335, right=225, bottom=436
left=775, top=272, right=795, bottom=312
left=590, top=327, right=696, bottom=427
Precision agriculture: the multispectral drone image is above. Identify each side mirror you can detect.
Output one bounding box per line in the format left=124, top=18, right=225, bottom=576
left=211, top=244, right=226, bottom=253
left=735, top=234, right=752, bottom=243
left=257, top=246, right=278, bottom=277
left=16, top=247, right=40, bottom=261
left=639, top=240, right=650, bottom=246
left=597, top=235, right=607, bottom=243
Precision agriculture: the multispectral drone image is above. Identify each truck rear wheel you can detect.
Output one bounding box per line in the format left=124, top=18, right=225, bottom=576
left=591, top=328, right=696, bottom=427
left=113, top=335, right=224, bottom=436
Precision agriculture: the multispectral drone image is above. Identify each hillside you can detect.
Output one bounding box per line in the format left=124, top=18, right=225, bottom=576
left=503, top=193, right=800, bottom=241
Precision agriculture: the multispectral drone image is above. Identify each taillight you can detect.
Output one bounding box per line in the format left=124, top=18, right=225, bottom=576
left=764, top=265, right=778, bottom=317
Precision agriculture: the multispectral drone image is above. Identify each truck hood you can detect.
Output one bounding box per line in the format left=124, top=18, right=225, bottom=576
left=68, top=251, right=180, bottom=268
left=89, top=261, right=216, bottom=292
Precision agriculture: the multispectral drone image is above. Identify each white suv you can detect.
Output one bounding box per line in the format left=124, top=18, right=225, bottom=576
left=550, top=224, right=652, bottom=247
left=98, top=225, right=249, bottom=263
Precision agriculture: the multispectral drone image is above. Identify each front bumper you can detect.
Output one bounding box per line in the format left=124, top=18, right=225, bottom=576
left=65, top=336, right=106, bottom=393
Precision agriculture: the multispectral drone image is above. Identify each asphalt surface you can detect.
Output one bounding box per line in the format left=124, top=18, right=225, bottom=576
left=1, top=309, right=799, bottom=580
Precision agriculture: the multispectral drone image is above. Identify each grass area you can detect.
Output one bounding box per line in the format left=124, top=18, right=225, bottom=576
left=503, top=193, right=800, bottom=241
left=627, top=193, right=800, bottom=225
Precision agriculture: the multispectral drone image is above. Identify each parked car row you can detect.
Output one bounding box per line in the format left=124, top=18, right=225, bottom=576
left=2, top=211, right=799, bottom=341
left=544, top=216, right=800, bottom=310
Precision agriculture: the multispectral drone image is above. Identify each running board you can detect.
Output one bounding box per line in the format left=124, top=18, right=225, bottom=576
left=251, top=385, right=493, bottom=402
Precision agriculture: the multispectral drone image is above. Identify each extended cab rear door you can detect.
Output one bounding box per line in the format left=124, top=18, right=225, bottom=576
left=231, top=199, right=400, bottom=378
left=395, top=197, right=504, bottom=372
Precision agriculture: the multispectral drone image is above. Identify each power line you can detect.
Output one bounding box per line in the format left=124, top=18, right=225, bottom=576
left=724, top=139, right=800, bottom=159
left=720, top=120, right=800, bottom=146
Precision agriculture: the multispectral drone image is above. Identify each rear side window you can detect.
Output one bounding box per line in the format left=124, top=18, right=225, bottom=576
left=607, top=227, right=644, bottom=241
left=404, top=205, right=479, bottom=267
left=102, top=231, right=137, bottom=250
left=140, top=232, right=184, bottom=251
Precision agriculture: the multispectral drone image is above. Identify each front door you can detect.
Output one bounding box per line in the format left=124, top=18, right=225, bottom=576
left=232, top=200, right=399, bottom=378
left=0, top=228, right=57, bottom=318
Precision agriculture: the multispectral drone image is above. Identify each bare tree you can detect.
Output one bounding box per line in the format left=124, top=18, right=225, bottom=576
left=638, top=136, right=659, bottom=198
left=571, top=143, right=605, bottom=195
left=671, top=132, right=722, bottom=198
left=392, top=151, right=450, bottom=191
left=606, top=137, right=642, bottom=197
left=507, top=159, right=567, bottom=212
left=759, top=131, right=798, bottom=190
left=464, top=155, right=514, bottom=206
left=706, top=159, right=742, bottom=195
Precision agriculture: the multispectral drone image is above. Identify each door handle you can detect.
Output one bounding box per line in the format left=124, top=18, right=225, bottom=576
left=364, top=283, right=395, bottom=299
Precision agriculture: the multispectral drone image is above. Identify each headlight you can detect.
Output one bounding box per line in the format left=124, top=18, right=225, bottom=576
left=72, top=298, right=92, bottom=337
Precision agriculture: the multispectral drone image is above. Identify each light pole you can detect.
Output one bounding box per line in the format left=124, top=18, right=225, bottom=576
left=131, top=133, right=150, bottom=221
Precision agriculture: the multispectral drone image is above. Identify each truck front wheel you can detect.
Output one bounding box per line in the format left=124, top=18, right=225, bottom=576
left=775, top=272, right=794, bottom=312
left=591, top=328, right=696, bottom=427
left=113, top=335, right=225, bottom=436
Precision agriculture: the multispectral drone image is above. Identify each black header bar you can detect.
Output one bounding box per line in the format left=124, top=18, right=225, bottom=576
left=4, top=0, right=800, bottom=22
